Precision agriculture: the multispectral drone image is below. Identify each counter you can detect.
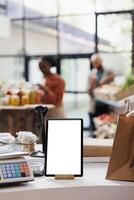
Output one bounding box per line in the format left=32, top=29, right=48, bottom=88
left=0, top=163, right=134, bottom=200
left=0, top=104, right=54, bottom=135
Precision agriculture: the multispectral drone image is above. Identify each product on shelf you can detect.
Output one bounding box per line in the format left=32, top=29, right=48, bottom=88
left=93, top=113, right=117, bottom=139
left=94, top=73, right=134, bottom=101
left=122, top=74, right=134, bottom=90
left=10, top=95, right=20, bottom=106
left=94, top=113, right=116, bottom=128
left=94, top=123, right=116, bottom=139
left=0, top=81, right=40, bottom=106
left=94, top=83, right=134, bottom=101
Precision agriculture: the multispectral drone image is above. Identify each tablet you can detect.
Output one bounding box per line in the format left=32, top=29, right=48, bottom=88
left=45, top=118, right=83, bottom=177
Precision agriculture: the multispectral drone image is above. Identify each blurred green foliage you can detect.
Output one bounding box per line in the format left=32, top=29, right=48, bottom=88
left=122, top=74, right=134, bottom=90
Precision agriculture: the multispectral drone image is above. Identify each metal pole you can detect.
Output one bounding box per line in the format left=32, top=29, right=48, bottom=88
left=131, top=11, right=134, bottom=71
left=95, top=13, right=98, bottom=53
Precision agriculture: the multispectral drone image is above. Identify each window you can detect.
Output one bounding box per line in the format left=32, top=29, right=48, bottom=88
left=0, top=56, right=24, bottom=81
left=7, top=0, right=24, bottom=19
left=98, top=14, right=132, bottom=52
left=0, top=0, right=133, bottom=128
left=25, top=18, right=58, bottom=55
left=59, top=0, right=95, bottom=15
left=0, top=20, right=23, bottom=55
left=0, top=0, right=7, bottom=14
left=97, top=13, right=132, bottom=75
left=99, top=52, right=132, bottom=75
left=24, top=0, right=58, bottom=17
left=96, top=0, right=134, bottom=12
left=59, top=15, right=95, bottom=54
left=61, top=58, right=89, bottom=91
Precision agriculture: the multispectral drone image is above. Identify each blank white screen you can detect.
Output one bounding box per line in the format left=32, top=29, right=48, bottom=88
left=46, top=120, right=82, bottom=175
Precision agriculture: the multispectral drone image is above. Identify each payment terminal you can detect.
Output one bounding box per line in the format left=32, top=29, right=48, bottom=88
left=0, top=157, right=34, bottom=184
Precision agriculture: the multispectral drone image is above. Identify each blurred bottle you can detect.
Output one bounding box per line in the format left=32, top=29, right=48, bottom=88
left=10, top=95, right=20, bottom=106
left=17, top=87, right=25, bottom=106
left=29, top=84, right=38, bottom=104
left=6, top=90, right=12, bottom=95
left=21, top=94, right=29, bottom=106
left=6, top=89, right=12, bottom=105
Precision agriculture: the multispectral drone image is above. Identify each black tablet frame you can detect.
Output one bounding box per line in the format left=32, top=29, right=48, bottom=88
left=44, top=118, right=83, bottom=177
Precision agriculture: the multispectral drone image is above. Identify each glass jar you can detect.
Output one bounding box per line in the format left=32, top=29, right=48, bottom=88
left=10, top=95, right=20, bottom=106
left=21, top=94, right=30, bottom=106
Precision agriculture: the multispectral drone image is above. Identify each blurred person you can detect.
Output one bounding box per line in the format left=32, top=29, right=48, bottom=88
left=88, top=54, right=114, bottom=134
left=38, top=57, right=65, bottom=117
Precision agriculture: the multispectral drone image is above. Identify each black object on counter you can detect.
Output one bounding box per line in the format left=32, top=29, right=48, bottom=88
left=34, top=105, right=48, bottom=155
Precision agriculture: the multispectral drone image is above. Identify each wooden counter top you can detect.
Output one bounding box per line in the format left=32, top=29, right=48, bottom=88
left=0, top=104, right=54, bottom=110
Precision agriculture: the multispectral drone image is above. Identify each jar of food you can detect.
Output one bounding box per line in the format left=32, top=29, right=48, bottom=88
left=16, top=131, right=38, bottom=152
left=28, top=84, right=39, bottom=104
left=21, top=94, right=29, bottom=106
left=29, top=90, right=36, bottom=104
left=10, top=95, right=20, bottom=106
left=7, top=95, right=12, bottom=105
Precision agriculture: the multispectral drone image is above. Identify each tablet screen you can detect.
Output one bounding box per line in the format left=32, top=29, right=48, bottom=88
left=45, top=119, right=83, bottom=177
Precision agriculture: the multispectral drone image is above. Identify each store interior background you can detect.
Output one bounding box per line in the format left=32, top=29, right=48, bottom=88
left=0, top=0, right=133, bottom=131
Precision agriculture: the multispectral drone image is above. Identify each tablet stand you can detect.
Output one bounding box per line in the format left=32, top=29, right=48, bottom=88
left=45, top=119, right=83, bottom=178
left=55, top=175, right=75, bottom=180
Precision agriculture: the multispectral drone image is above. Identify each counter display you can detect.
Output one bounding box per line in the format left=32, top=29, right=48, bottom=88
left=94, top=84, right=134, bottom=101
left=94, top=74, right=134, bottom=101
left=0, top=81, right=40, bottom=106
